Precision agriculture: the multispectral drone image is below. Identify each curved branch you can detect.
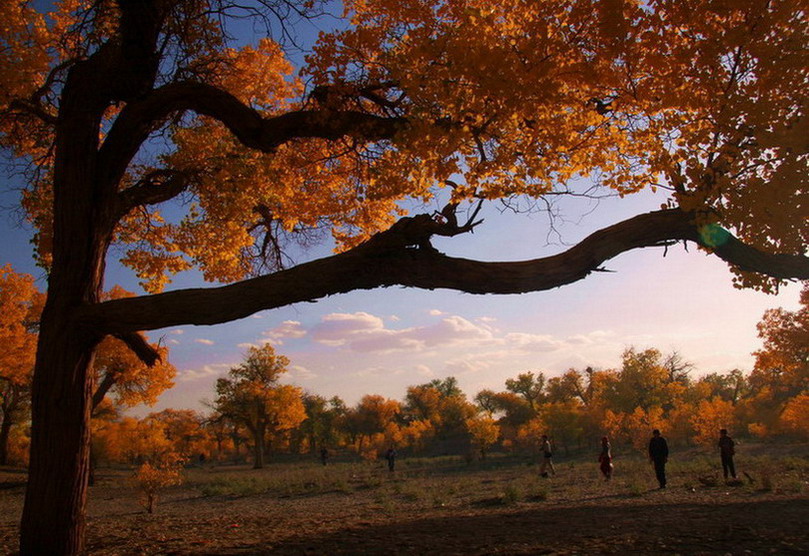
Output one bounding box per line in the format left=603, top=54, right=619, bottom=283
left=76, top=209, right=809, bottom=334
left=99, top=81, right=406, bottom=205
left=116, top=169, right=192, bottom=216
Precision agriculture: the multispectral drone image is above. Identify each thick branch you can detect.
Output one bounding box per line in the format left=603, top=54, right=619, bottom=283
left=76, top=209, right=809, bottom=334
left=112, top=331, right=161, bottom=367
left=116, top=169, right=191, bottom=215
left=98, top=81, right=406, bottom=198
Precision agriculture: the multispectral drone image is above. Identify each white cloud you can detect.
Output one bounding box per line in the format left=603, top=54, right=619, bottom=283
left=262, top=320, right=307, bottom=345
left=414, top=364, right=434, bottom=377
left=504, top=332, right=563, bottom=352
left=311, top=312, right=386, bottom=346
left=170, top=329, right=184, bottom=335
left=237, top=342, right=257, bottom=349
left=194, top=338, right=215, bottom=345
left=444, top=357, right=493, bottom=376
left=286, top=364, right=317, bottom=381
left=310, top=312, right=495, bottom=354
left=176, top=363, right=230, bottom=382
left=428, top=309, right=445, bottom=316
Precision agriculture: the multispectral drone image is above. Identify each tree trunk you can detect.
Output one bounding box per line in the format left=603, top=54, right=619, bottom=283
left=252, top=428, right=265, bottom=469
left=20, top=318, right=99, bottom=554
left=0, top=411, right=12, bottom=466
left=19, top=54, right=111, bottom=554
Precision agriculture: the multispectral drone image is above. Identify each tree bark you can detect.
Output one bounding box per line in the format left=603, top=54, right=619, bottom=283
left=0, top=409, right=12, bottom=466
left=19, top=51, right=113, bottom=555
left=251, top=427, right=265, bottom=469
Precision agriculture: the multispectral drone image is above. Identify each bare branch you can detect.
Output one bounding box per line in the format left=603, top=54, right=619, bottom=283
left=112, top=331, right=161, bottom=366
left=116, top=169, right=193, bottom=214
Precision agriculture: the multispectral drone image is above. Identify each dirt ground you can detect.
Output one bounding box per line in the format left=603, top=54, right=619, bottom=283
left=2, top=456, right=808, bottom=555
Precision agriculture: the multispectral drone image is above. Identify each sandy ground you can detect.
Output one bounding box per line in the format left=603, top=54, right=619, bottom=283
left=2, top=457, right=808, bottom=555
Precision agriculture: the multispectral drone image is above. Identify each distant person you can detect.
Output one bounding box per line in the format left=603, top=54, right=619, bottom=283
left=718, top=429, right=737, bottom=481
left=320, top=447, right=329, bottom=466
left=648, top=429, right=669, bottom=489
left=599, top=436, right=613, bottom=481
left=384, top=447, right=396, bottom=472
left=539, top=434, right=555, bottom=477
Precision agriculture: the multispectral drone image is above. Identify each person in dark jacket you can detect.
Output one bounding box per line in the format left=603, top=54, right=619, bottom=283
left=648, top=429, right=669, bottom=489
left=599, top=436, right=613, bottom=481
left=718, top=429, right=737, bottom=481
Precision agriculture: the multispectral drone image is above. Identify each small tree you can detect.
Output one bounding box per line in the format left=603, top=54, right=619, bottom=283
left=466, top=416, right=500, bottom=460
left=214, top=345, right=305, bottom=468
left=134, top=453, right=186, bottom=514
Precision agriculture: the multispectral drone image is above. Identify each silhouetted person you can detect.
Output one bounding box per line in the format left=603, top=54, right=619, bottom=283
left=385, top=447, right=396, bottom=472
left=599, top=436, right=613, bottom=481
left=718, top=429, right=737, bottom=481
left=539, top=434, right=555, bottom=477
left=320, top=447, right=329, bottom=466
left=648, top=429, right=668, bottom=489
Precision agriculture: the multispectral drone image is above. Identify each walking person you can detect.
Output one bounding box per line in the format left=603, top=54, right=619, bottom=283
left=718, top=429, right=737, bottom=482
left=648, top=429, right=669, bottom=489
left=599, top=436, right=613, bottom=481
left=539, top=434, right=555, bottom=477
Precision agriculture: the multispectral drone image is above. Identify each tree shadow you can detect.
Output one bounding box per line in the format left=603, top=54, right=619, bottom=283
left=200, top=498, right=809, bottom=555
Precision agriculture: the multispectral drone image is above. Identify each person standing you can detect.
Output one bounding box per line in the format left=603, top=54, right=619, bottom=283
left=539, top=434, right=555, bottom=477
left=648, top=429, right=669, bottom=489
left=599, top=436, right=613, bottom=481
left=718, top=429, right=737, bottom=481
left=384, top=447, right=396, bottom=472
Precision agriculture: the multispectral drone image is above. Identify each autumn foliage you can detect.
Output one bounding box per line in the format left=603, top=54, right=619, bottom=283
left=0, top=0, right=807, bottom=553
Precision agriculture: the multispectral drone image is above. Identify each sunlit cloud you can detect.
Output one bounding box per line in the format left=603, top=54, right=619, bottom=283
left=286, top=364, right=317, bottom=381
left=309, top=312, right=494, bottom=353
left=428, top=309, right=445, bottom=316
left=444, top=356, right=493, bottom=376
left=237, top=342, right=257, bottom=349
left=170, top=329, right=184, bottom=335
left=194, top=338, right=215, bottom=345
left=414, top=364, right=434, bottom=377
left=168, top=339, right=180, bottom=345
left=176, top=363, right=230, bottom=382
left=262, top=320, right=307, bottom=345
left=504, top=332, right=563, bottom=352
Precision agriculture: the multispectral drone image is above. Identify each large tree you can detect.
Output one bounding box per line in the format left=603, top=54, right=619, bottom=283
left=0, top=0, right=807, bottom=553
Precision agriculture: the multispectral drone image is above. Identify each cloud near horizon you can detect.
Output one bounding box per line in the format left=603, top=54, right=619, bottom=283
left=309, top=312, right=495, bottom=353
left=176, top=363, right=230, bottom=382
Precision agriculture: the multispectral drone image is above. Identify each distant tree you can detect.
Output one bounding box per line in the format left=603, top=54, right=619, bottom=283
left=505, top=372, right=546, bottom=412
left=696, top=370, right=749, bottom=406
left=213, top=345, right=305, bottom=468
left=298, top=393, right=347, bottom=453
left=750, top=284, right=809, bottom=405
left=780, top=394, right=809, bottom=439
left=690, top=397, right=736, bottom=446
left=465, top=416, right=499, bottom=459
left=0, top=266, right=43, bottom=465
